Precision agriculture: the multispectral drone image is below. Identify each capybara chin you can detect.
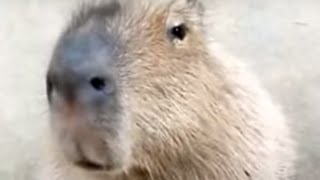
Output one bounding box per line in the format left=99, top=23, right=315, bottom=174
left=18, top=0, right=296, bottom=179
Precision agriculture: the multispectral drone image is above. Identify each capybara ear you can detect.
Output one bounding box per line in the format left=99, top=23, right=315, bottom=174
left=169, top=0, right=205, bottom=25
left=187, top=0, right=205, bottom=15
left=173, top=0, right=204, bottom=15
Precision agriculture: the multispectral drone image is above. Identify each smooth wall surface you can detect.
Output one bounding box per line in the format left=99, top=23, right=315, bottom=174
left=0, top=0, right=319, bottom=179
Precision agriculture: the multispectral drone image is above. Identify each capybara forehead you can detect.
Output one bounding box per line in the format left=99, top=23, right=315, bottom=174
left=61, top=1, right=189, bottom=60
left=53, top=0, right=205, bottom=77
left=62, top=2, right=170, bottom=53
left=64, top=0, right=202, bottom=44
left=68, top=1, right=168, bottom=33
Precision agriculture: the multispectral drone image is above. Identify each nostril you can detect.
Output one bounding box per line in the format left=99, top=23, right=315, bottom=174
left=90, top=77, right=106, bottom=91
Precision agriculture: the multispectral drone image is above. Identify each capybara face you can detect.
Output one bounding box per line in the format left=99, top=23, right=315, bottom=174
left=46, top=0, right=206, bottom=173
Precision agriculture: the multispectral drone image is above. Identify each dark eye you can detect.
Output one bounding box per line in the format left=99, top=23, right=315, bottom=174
left=170, top=24, right=188, bottom=41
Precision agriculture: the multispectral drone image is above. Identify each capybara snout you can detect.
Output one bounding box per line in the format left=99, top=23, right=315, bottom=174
left=46, top=16, right=130, bottom=172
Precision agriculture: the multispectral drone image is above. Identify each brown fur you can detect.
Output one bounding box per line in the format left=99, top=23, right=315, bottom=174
left=16, top=0, right=296, bottom=179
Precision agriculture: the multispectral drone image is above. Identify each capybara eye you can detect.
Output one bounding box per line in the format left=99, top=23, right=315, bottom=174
left=170, top=23, right=188, bottom=41
left=90, top=77, right=106, bottom=91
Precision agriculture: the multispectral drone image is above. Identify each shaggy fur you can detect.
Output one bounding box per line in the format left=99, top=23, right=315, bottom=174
left=16, top=0, right=296, bottom=179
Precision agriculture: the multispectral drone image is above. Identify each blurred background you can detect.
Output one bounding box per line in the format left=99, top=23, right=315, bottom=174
left=0, top=0, right=319, bottom=179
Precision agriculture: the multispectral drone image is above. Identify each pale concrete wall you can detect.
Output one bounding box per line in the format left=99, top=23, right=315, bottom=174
left=0, top=0, right=319, bottom=179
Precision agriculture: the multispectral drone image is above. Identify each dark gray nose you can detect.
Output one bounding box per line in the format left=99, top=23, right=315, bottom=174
left=46, top=31, right=117, bottom=107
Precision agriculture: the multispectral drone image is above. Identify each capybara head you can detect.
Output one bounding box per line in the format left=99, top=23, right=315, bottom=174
left=46, top=0, right=213, bottom=174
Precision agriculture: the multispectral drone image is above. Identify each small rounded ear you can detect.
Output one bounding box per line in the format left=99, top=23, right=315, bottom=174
left=171, top=0, right=205, bottom=16
left=186, top=0, right=205, bottom=16
left=168, top=0, right=205, bottom=26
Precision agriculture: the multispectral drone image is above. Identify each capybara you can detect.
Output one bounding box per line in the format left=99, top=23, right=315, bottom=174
left=16, top=0, right=296, bottom=179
